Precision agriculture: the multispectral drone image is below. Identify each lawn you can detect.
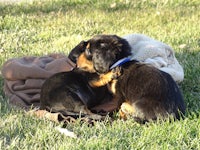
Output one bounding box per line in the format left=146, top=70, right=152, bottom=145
left=0, top=0, right=200, bottom=149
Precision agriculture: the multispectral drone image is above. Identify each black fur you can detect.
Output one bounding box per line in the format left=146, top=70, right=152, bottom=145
left=40, top=39, right=114, bottom=116
left=86, top=35, right=131, bottom=73
left=115, top=61, right=185, bottom=121
left=69, top=35, right=132, bottom=73
left=78, top=34, right=186, bottom=122
left=40, top=69, right=112, bottom=116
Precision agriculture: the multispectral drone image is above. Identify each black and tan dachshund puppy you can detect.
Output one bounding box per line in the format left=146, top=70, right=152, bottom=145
left=76, top=34, right=186, bottom=123
left=40, top=41, right=113, bottom=118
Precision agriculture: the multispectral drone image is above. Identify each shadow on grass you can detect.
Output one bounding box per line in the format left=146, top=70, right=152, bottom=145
left=177, top=49, right=200, bottom=116
left=0, top=0, right=159, bottom=17
left=1, top=0, right=199, bottom=16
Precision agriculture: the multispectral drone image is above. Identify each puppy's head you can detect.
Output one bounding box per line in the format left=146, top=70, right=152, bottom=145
left=77, top=34, right=131, bottom=74
left=68, top=41, right=88, bottom=63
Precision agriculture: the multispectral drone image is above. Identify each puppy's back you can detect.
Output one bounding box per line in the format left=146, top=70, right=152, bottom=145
left=116, top=61, right=185, bottom=121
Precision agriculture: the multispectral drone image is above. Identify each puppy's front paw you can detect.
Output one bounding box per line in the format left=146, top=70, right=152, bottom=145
left=111, top=66, right=122, bottom=79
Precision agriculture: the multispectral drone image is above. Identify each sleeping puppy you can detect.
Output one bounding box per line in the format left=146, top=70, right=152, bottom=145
left=40, top=42, right=113, bottom=119
left=76, top=34, right=186, bottom=123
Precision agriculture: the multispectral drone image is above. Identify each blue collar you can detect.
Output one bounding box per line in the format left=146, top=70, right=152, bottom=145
left=110, top=57, right=131, bottom=69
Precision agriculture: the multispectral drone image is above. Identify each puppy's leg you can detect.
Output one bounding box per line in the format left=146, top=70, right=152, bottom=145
left=89, top=67, right=121, bottom=87
left=119, top=102, right=135, bottom=120
left=91, top=96, right=119, bottom=113
left=108, top=79, right=117, bottom=94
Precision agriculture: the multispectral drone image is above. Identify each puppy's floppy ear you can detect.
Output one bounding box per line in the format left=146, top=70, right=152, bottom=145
left=85, top=42, right=92, bottom=59
left=111, top=35, right=131, bottom=54
left=86, top=42, right=90, bottom=49
left=118, top=38, right=132, bottom=57
left=68, top=41, right=88, bottom=63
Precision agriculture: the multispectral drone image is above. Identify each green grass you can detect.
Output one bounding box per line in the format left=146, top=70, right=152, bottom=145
left=0, top=0, right=200, bottom=149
